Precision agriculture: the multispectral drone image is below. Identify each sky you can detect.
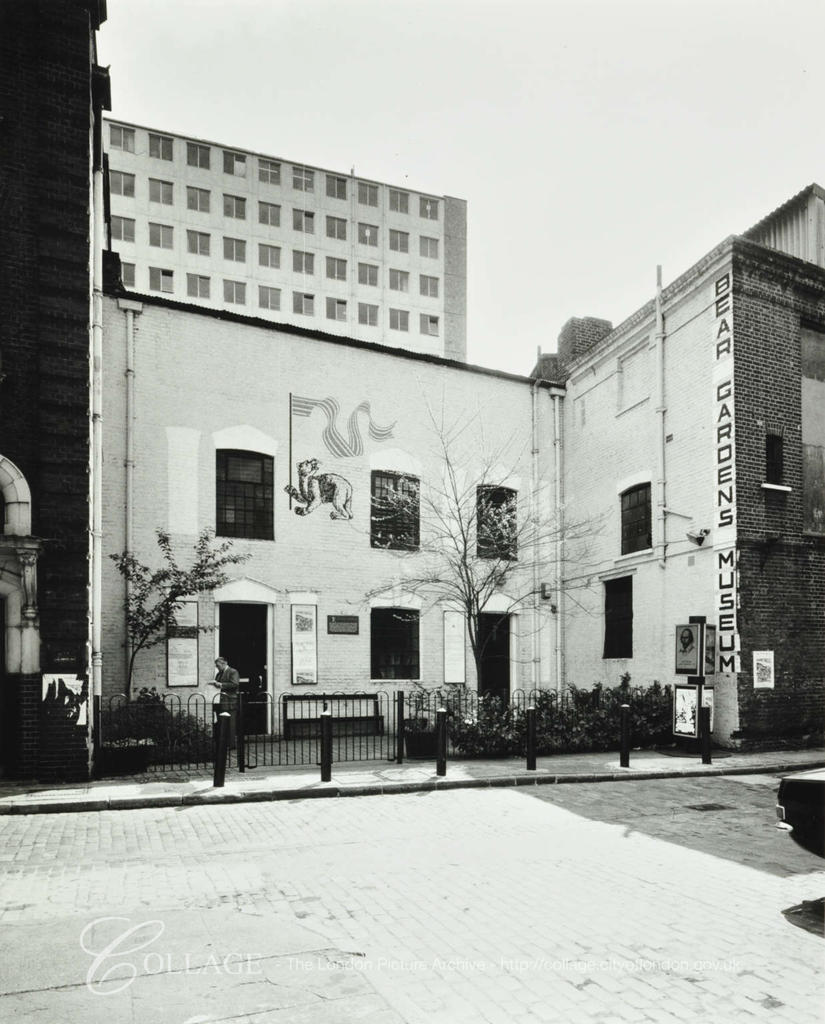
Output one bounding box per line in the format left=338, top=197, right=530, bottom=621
left=98, top=0, right=825, bottom=376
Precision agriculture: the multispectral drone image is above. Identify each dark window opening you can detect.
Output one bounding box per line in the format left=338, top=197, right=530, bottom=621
left=765, top=434, right=784, bottom=485
left=621, top=483, right=651, bottom=554
left=603, top=576, right=633, bottom=659
left=216, top=450, right=273, bottom=540
left=476, top=486, right=517, bottom=559
left=371, top=471, right=420, bottom=550
left=371, top=608, right=420, bottom=680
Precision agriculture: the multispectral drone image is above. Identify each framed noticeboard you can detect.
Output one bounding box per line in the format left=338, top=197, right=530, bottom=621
left=328, top=615, right=359, bottom=635
left=167, top=600, right=199, bottom=687
left=673, top=683, right=714, bottom=737
left=704, top=625, right=717, bottom=676
left=753, top=650, right=775, bottom=689
left=291, top=604, right=318, bottom=685
left=675, top=624, right=700, bottom=674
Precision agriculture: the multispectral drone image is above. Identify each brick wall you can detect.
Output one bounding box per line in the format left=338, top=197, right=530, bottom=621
left=100, top=296, right=558, bottom=709
left=0, top=1, right=100, bottom=779
left=732, top=241, right=825, bottom=743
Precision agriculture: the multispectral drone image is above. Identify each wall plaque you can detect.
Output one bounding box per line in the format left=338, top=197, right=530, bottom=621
left=328, top=615, right=359, bottom=635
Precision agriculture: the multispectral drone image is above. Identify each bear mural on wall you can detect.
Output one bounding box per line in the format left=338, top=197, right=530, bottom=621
left=285, top=458, right=353, bottom=519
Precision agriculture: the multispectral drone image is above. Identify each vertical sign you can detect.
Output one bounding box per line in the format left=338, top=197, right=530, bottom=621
left=291, top=604, right=318, bottom=686
left=712, top=271, right=740, bottom=674
left=443, top=610, right=466, bottom=684
left=167, top=599, right=199, bottom=687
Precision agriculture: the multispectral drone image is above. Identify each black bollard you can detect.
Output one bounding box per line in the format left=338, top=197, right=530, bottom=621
left=620, top=703, right=630, bottom=768
left=237, top=693, right=246, bottom=774
left=436, top=707, right=447, bottom=777
left=699, top=705, right=712, bottom=765
left=213, top=712, right=230, bottom=788
left=526, top=706, right=537, bottom=771
left=320, top=710, right=333, bottom=782
left=396, top=689, right=405, bottom=764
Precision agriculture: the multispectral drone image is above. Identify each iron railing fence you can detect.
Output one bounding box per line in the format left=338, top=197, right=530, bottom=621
left=95, top=683, right=673, bottom=775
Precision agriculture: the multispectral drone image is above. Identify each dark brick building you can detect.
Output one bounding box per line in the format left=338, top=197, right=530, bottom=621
left=0, top=0, right=109, bottom=779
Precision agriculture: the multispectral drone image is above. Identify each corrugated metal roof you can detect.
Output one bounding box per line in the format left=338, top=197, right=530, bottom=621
left=743, top=182, right=825, bottom=239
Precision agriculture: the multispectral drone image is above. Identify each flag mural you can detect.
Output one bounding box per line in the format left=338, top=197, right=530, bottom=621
left=286, top=394, right=396, bottom=519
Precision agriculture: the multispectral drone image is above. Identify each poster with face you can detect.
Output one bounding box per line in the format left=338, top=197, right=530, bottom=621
left=675, top=624, right=700, bottom=674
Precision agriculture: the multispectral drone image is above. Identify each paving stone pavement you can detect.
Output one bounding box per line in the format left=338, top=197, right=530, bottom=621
left=0, top=775, right=822, bottom=1023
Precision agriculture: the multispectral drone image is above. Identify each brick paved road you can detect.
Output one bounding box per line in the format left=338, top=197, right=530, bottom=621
left=0, top=774, right=821, bottom=1023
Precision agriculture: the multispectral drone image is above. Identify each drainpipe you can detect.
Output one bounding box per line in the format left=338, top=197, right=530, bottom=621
left=655, top=266, right=667, bottom=568
left=530, top=380, right=541, bottom=691
left=90, top=167, right=104, bottom=704
left=118, top=298, right=142, bottom=692
left=552, top=391, right=564, bottom=694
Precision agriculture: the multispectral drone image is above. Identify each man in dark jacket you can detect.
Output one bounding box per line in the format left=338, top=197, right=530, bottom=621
left=213, top=656, right=240, bottom=745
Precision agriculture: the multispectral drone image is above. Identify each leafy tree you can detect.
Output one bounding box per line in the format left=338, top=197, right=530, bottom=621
left=110, top=529, right=248, bottom=694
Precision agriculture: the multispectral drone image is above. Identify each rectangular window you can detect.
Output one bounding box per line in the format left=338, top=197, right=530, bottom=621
left=326, top=297, right=347, bottom=321
left=293, top=250, right=314, bottom=274
left=258, top=243, right=281, bottom=268
left=293, top=209, right=315, bottom=233
left=216, top=450, right=273, bottom=540
left=223, top=237, right=246, bottom=262
left=420, top=236, right=439, bottom=259
left=121, top=262, right=135, bottom=288
left=358, top=302, right=378, bottom=326
left=358, top=181, right=379, bottom=207
left=259, top=285, right=281, bottom=310
left=109, top=124, right=135, bottom=152
left=370, top=608, right=420, bottom=680
left=223, top=279, right=246, bottom=304
left=326, top=175, right=347, bottom=199
left=603, top=576, right=633, bottom=659
left=187, top=186, right=210, bottom=213
left=390, top=308, right=409, bottom=332
left=765, top=434, right=784, bottom=484
left=326, top=256, right=346, bottom=281
left=420, top=274, right=439, bottom=297
left=187, top=230, right=210, bottom=256
left=149, top=267, right=173, bottom=293
left=186, top=142, right=210, bottom=169
left=148, top=133, right=173, bottom=160
left=259, top=201, right=281, bottom=227
left=110, top=170, right=135, bottom=197
left=358, top=263, right=378, bottom=286
left=620, top=484, right=651, bottom=555
left=186, top=273, right=210, bottom=298
left=419, top=196, right=438, bottom=220
left=371, top=471, right=420, bottom=550
left=149, top=178, right=173, bottom=205
left=326, top=216, right=347, bottom=240
left=111, top=215, right=135, bottom=242
left=420, top=314, right=439, bottom=336
left=389, top=229, right=409, bottom=253
left=389, top=269, right=409, bottom=292
left=358, top=223, right=378, bottom=246
left=292, top=166, right=314, bottom=191
left=148, top=222, right=173, bottom=249
left=293, top=292, right=314, bottom=316
left=223, top=150, right=246, bottom=176
left=258, top=158, right=280, bottom=184
left=477, top=486, right=517, bottom=559
left=389, top=189, right=409, bottom=213
left=223, top=194, right=246, bottom=219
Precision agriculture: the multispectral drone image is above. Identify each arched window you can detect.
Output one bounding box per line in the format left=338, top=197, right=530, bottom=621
left=620, top=483, right=651, bottom=555
left=216, top=450, right=273, bottom=540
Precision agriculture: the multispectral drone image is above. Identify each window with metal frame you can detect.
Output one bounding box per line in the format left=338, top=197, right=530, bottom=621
left=110, top=171, right=135, bottom=197
left=370, top=608, right=420, bottom=680
left=216, top=450, right=273, bottom=540
left=149, top=133, right=173, bottom=160
left=149, top=178, right=173, bottom=205
left=389, top=189, right=409, bottom=213
left=187, top=142, right=210, bottom=169
left=326, top=175, right=347, bottom=199
left=259, top=158, right=280, bottom=184
left=223, top=194, right=246, bottom=219
left=259, top=201, right=281, bottom=226
left=476, top=486, right=517, bottom=559
left=110, top=124, right=135, bottom=152
left=187, top=186, right=210, bottom=212
left=620, top=483, right=651, bottom=555
left=371, top=471, right=420, bottom=550
left=223, top=150, right=246, bottom=176
left=186, top=274, right=210, bottom=298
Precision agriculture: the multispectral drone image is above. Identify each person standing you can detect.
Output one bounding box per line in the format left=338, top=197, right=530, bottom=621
left=212, top=656, right=240, bottom=746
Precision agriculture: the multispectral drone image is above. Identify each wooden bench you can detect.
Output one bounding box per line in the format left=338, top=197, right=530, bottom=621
left=282, top=693, right=385, bottom=740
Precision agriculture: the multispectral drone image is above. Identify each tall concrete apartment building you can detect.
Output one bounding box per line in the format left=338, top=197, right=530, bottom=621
left=104, top=118, right=468, bottom=360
